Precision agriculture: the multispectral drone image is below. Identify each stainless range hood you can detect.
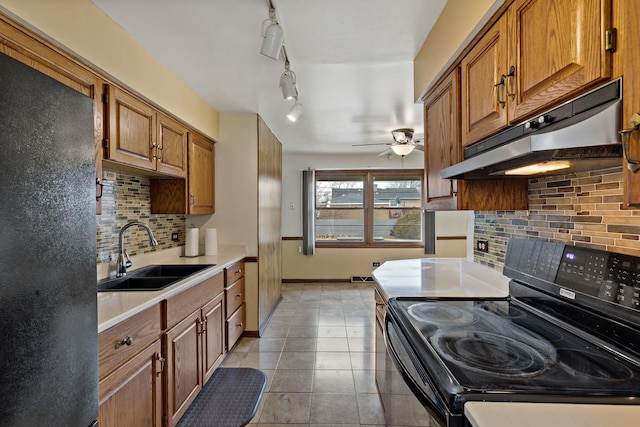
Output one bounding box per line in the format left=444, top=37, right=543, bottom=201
left=441, top=79, right=622, bottom=180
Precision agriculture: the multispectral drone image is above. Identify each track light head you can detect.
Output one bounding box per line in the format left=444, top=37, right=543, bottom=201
left=280, top=70, right=298, bottom=99
left=260, top=12, right=284, bottom=59
left=287, top=102, right=304, bottom=122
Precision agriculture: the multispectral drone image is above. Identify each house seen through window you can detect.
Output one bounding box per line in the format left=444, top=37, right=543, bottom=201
left=315, top=170, right=423, bottom=247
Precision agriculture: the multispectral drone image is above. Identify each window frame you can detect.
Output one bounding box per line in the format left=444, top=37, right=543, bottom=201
left=314, top=169, right=424, bottom=248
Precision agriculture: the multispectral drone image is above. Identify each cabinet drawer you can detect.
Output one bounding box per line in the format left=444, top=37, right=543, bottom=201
left=225, top=277, right=245, bottom=317
left=226, top=303, right=245, bottom=350
left=224, top=260, right=245, bottom=284
left=164, top=272, right=224, bottom=329
left=98, top=304, right=162, bottom=379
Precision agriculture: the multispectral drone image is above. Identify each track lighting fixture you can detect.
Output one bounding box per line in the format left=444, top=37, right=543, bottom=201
left=261, top=0, right=304, bottom=123
left=280, top=63, right=297, bottom=100
left=287, top=100, right=304, bottom=122
left=260, top=8, right=284, bottom=59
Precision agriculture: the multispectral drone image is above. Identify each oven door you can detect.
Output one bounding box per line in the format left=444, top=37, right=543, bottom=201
left=385, top=309, right=466, bottom=427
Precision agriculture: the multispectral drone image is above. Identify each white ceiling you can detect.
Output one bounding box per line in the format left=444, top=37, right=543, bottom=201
left=91, top=0, right=447, bottom=155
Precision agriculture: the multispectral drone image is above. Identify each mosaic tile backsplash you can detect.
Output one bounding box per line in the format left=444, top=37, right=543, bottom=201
left=96, top=170, right=185, bottom=263
left=474, top=166, right=640, bottom=270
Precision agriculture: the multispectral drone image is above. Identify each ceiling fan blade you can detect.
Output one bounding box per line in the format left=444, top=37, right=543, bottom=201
left=352, top=142, right=392, bottom=147
left=377, top=148, right=392, bottom=157
left=413, top=143, right=425, bottom=151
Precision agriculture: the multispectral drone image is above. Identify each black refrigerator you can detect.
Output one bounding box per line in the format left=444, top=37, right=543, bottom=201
left=0, top=52, right=98, bottom=426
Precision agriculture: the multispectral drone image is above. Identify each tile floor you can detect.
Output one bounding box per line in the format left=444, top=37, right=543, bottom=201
left=222, top=282, right=385, bottom=426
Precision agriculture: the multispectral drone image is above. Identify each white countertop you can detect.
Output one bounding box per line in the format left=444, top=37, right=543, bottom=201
left=465, top=402, right=640, bottom=427
left=373, top=257, right=640, bottom=427
left=97, top=250, right=245, bottom=333
left=372, top=257, right=509, bottom=301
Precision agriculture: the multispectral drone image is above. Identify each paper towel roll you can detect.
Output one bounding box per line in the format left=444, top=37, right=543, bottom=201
left=185, top=227, right=199, bottom=257
left=205, top=228, right=218, bottom=256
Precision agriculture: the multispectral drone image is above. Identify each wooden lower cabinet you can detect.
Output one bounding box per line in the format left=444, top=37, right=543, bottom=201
left=165, top=292, right=225, bottom=427
left=98, top=340, right=164, bottom=427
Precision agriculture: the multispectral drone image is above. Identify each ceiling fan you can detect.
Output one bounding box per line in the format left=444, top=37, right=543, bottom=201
left=353, top=128, right=424, bottom=156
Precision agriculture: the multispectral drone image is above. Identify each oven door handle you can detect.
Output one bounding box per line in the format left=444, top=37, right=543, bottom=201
left=385, top=311, right=452, bottom=427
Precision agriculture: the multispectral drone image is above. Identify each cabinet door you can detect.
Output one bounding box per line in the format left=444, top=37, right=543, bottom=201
left=461, top=14, right=508, bottom=146
left=508, top=0, right=612, bottom=122
left=98, top=340, right=163, bottom=427
left=202, top=293, right=225, bottom=383
left=424, top=69, right=459, bottom=209
left=105, top=84, right=157, bottom=170
left=188, top=132, right=215, bottom=214
left=165, top=310, right=202, bottom=427
left=157, top=112, right=188, bottom=178
left=620, top=0, right=640, bottom=206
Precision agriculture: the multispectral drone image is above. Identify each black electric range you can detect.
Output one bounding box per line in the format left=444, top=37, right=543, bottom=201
left=384, top=238, right=640, bottom=427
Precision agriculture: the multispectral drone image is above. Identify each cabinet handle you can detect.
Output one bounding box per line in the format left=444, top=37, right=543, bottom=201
left=494, top=75, right=506, bottom=108
left=190, top=194, right=195, bottom=206
left=235, top=293, right=242, bottom=299
left=235, top=323, right=243, bottom=328
left=116, top=335, right=133, bottom=348
left=156, top=145, right=163, bottom=161
left=96, top=178, right=103, bottom=202
left=505, top=65, right=516, bottom=101
left=156, top=355, right=165, bottom=377
left=235, top=269, right=242, bottom=275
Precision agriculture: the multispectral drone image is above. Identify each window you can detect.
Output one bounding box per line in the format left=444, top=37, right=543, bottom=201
left=314, top=169, right=424, bottom=247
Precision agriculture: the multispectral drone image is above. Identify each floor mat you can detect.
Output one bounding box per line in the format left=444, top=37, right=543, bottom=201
left=177, top=367, right=267, bottom=427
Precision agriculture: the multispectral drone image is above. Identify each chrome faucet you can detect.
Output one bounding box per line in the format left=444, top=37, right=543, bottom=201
left=116, top=222, right=159, bottom=277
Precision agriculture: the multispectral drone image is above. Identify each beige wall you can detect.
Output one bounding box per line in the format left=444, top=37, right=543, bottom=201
left=0, top=0, right=219, bottom=139
left=195, top=114, right=259, bottom=255
left=414, top=0, right=503, bottom=101
left=283, top=211, right=469, bottom=281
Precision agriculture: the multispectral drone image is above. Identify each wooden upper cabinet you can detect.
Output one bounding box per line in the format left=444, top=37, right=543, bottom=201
left=461, top=0, right=612, bottom=146
left=188, top=132, right=215, bottom=215
left=104, top=85, right=190, bottom=179
left=104, top=84, right=157, bottom=171
left=156, top=112, right=188, bottom=178
left=619, top=0, right=640, bottom=207
left=424, top=69, right=459, bottom=209
left=424, top=68, right=529, bottom=211
left=508, top=0, right=612, bottom=122
left=461, top=14, right=509, bottom=146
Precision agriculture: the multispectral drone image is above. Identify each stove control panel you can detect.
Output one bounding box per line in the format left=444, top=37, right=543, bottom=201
left=505, top=238, right=640, bottom=311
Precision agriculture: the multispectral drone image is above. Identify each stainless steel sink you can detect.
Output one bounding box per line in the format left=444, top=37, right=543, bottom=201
left=97, top=264, right=215, bottom=292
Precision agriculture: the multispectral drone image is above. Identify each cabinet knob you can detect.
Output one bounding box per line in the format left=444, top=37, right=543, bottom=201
left=116, top=335, right=133, bottom=348
left=235, top=269, right=242, bottom=275
left=235, top=293, right=242, bottom=299
left=235, top=323, right=243, bottom=328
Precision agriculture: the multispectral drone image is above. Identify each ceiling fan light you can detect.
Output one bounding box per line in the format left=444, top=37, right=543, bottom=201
left=287, top=102, right=304, bottom=122
left=280, top=70, right=297, bottom=99
left=391, top=144, right=415, bottom=156
left=260, top=21, right=284, bottom=59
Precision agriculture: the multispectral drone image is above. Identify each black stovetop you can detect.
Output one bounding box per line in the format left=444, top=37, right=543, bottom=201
left=388, top=296, right=640, bottom=409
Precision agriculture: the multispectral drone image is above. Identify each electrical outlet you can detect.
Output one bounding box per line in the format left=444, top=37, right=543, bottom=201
left=171, top=232, right=179, bottom=241
left=477, top=239, right=489, bottom=253
left=373, top=262, right=381, bottom=267
left=103, top=170, right=117, bottom=180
